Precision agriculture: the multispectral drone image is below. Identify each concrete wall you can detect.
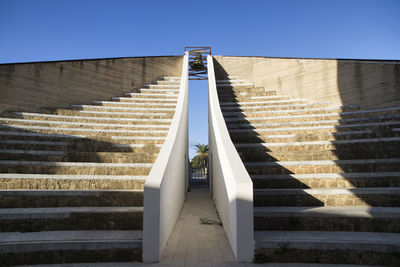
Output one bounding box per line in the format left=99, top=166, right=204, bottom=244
left=208, top=55, right=254, bottom=261
left=143, top=53, right=189, bottom=262
left=213, top=56, right=400, bottom=109
left=0, top=56, right=183, bottom=113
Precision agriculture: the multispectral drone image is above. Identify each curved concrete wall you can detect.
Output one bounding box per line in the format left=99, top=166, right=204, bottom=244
left=0, top=56, right=183, bottom=113
left=213, top=56, right=400, bottom=109
left=208, top=55, right=254, bottom=261
left=143, top=53, right=189, bottom=262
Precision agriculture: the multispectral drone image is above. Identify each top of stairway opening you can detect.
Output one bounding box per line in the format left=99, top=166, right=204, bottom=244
left=184, top=47, right=211, bottom=80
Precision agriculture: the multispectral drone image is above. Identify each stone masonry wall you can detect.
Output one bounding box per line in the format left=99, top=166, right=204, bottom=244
left=0, top=56, right=183, bottom=113
left=213, top=56, right=400, bottom=109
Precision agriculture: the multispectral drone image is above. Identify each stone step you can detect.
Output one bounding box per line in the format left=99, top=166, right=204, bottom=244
left=227, top=115, right=400, bottom=130
left=225, top=107, right=400, bottom=124
left=254, top=230, right=400, bottom=265
left=0, top=230, right=142, bottom=265
left=223, top=105, right=361, bottom=118
left=254, top=187, right=400, bottom=207
left=0, top=125, right=168, bottom=144
left=135, top=88, right=179, bottom=94
left=216, top=79, right=247, bottom=83
left=41, top=108, right=173, bottom=118
left=245, top=158, right=400, bottom=175
left=122, top=92, right=177, bottom=98
left=220, top=99, right=311, bottom=107
left=217, top=87, right=276, bottom=95
left=0, top=190, right=143, bottom=208
left=221, top=102, right=331, bottom=112
left=159, top=76, right=181, bottom=80
left=238, top=146, right=400, bottom=162
left=228, top=120, right=400, bottom=135
left=218, top=91, right=277, bottom=99
left=254, top=206, right=400, bottom=233
left=0, top=123, right=169, bottom=136
left=217, top=75, right=239, bottom=79
left=230, top=129, right=398, bottom=143
left=0, top=160, right=153, bottom=175
left=71, top=110, right=172, bottom=119
left=251, top=172, right=400, bottom=189
left=111, top=97, right=178, bottom=103
left=91, top=100, right=176, bottom=108
left=0, top=135, right=165, bottom=151
left=218, top=95, right=289, bottom=102
left=0, top=206, right=143, bottom=232
left=70, top=104, right=175, bottom=112
left=0, top=142, right=161, bottom=153
left=0, top=173, right=146, bottom=190
left=145, top=84, right=180, bottom=89
left=216, top=82, right=250, bottom=88
left=155, top=80, right=180, bottom=85
left=0, top=118, right=170, bottom=130
left=0, top=150, right=158, bottom=163
left=0, top=131, right=85, bottom=141
left=235, top=137, right=400, bottom=161
left=5, top=112, right=172, bottom=125
left=216, top=83, right=254, bottom=87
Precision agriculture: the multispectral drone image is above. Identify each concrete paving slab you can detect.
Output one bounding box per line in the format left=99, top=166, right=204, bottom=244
left=160, top=187, right=236, bottom=266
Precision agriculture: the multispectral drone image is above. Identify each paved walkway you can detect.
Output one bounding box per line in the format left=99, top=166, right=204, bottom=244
left=161, top=187, right=236, bottom=266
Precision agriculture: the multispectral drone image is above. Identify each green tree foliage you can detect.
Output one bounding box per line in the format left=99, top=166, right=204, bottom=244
left=191, top=143, right=208, bottom=176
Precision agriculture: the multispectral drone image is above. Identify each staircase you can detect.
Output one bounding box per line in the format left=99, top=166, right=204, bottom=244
left=217, top=75, right=400, bottom=266
left=0, top=76, right=180, bottom=265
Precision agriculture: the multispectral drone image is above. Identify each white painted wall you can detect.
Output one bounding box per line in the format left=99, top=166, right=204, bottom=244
left=143, top=53, right=189, bottom=262
left=207, top=55, right=254, bottom=261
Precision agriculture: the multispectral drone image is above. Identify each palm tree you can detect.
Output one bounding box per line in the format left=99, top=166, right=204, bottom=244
left=191, top=143, right=208, bottom=177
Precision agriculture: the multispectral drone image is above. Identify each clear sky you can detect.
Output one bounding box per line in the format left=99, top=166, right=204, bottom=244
left=1, top=0, right=399, bottom=158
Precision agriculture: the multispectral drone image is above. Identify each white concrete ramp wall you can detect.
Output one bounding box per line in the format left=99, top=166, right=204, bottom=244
left=143, top=53, right=189, bottom=262
left=207, top=55, right=254, bottom=261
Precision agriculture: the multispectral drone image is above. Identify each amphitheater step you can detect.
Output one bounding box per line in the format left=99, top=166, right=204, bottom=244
left=235, top=137, right=400, bottom=161
left=254, top=231, right=400, bottom=265
left=251, top=172, right=400, bottom=189
left=221, top=102, right=331, bottom=112
left=0, top=173, right=146, bottom=190
left=0, top=118, right=170, bottom=130
left=254, top=206, right=400, bottom=233
left=0, top=206, right=143, bottom=232
left=253, top=187, right=400, bottom=207
left=0, top=190, right=143, bottom=208
left=145, top=84, right=179, bottom=89
left=225, top=107, right=400, bottom=124
left=222, top=105, right=361, bottom=118
left=91, top=100, right=176, bottom=108
left=228, top=121, right=400, bottom=136
left=217, top=83, right=254, bottom=88
left=135, top=88, right=179, bottom=94
left=0, top=125, right=168, bottom=138
left=0, top=230, right=142, bottom=265
left=5, top=112, right=172, bottom=125
left=245, top=158, right=400, bottom=175
left=111, top=97, right=177, bottom=103
left=69, top=104, right=175, bottom=112
left=0, top=160, right=153, bottom=175
left=0, top=150, right=158, bottom=163
left=227, top=115, right=400, bottom=130
left=230, top=129, right=398, bottom=143
left=220, top=99, right=312, bottom=107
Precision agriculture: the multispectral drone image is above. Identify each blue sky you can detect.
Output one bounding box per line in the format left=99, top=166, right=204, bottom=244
left=1, top=0, right=399, bottom=158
